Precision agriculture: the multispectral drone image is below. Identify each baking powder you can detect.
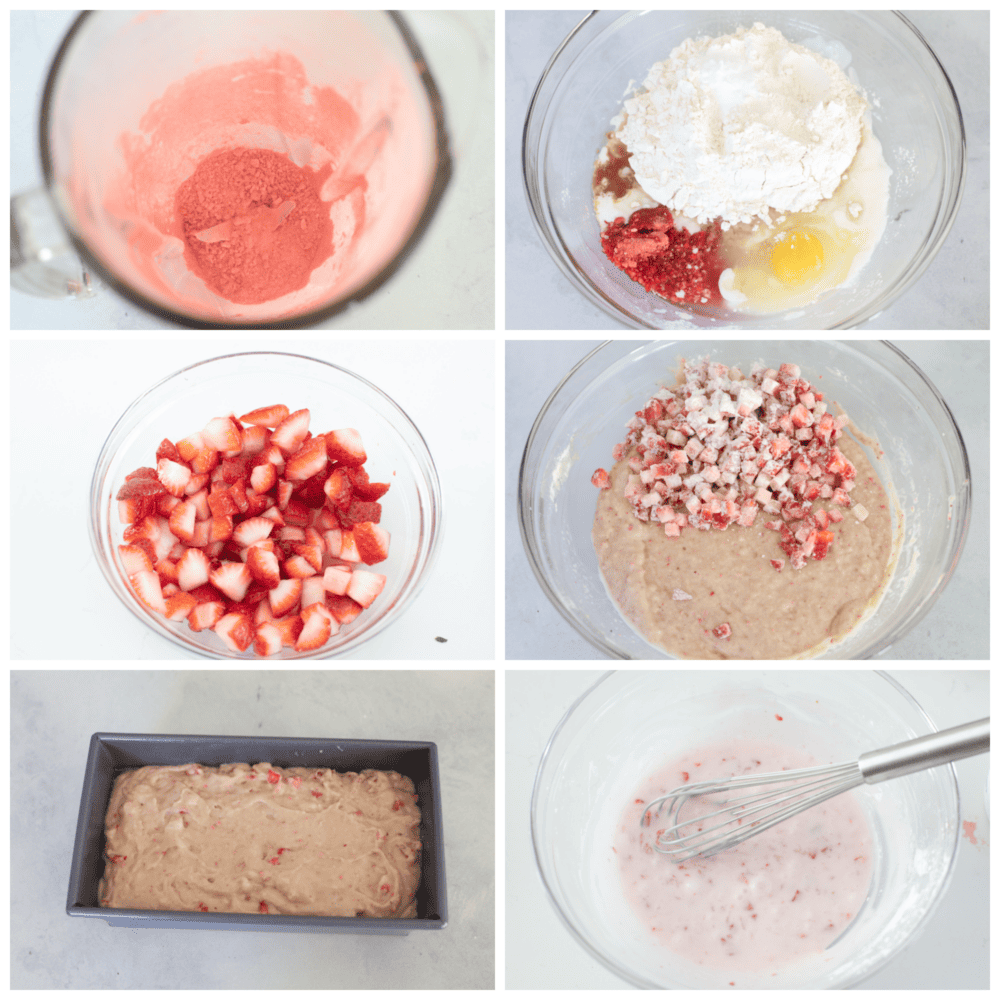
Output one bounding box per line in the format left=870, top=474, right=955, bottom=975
left=617, top=24, right=867, bottom=228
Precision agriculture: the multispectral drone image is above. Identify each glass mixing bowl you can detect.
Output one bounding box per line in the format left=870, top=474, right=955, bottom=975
left=532, top=670, right=961, bottom=989
left=90, top=352, right=442, bottom=659
left=523, top=10, right=965, bottom=329
left=518, top=341, right=971, bottom=659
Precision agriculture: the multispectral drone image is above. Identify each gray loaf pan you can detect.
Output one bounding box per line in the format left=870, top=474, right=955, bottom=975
left=67, top=732, right=447, bottom=933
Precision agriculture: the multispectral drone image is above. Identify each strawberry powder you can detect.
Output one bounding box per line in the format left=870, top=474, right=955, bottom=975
left=175, top=148, right=335, bottom=305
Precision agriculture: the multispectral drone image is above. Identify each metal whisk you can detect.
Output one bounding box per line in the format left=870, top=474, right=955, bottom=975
left=641, top=718, right=989, bottom=863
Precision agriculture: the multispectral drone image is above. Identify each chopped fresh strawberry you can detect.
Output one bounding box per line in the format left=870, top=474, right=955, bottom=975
left=296, top=603, right=335, bottom=651
left=336, top=499, right=382, bottom=529
left=285, top=437, right=328, bottom=482
left=190, top=445, right=219, bottom=475
left=346, top=569, right=386, bottom=609
left=157, top=458, right=192, bottom=497
left=273, top=613, right=304, bottom=647
left=254, top=622, right=283, bottom=656
left=215, top=613, right=254, bottom=652
left=325, top=594, right=364, bottom=624
left=269, top=578, right=302, bottom=617
left=352, top=522, right=390, bottom=565
left=167, top=499, right=197, bottom=543
left=177, top=548, right=211, bottom=591
left=209, top=561, right=252, bottom=602
left=293, top=469, right=329, bottom=508
left=283, top=554, right=316, bottom=579
left=239, top=404, right=290, bottom=428
left=164, top=591, right=197, bottom=621
left=246, top=545, right=281, bottom=588
left=270, top=409, right=311, bottom=454
left=250, top=461, right=277, bottom=494
left=352, top=479, right=390, bottom=501
left=189, top=601, right=225, bottom=631
left=325, top=428, right=367, bottom=467
left=241, top=425, right=268, bottom=456
left=322, top=565, right=352, bottom=596
left=118, top=543, right=154, bottom=576
left=300, top=575, right=327, bottom=610
left=292, top=540, right=323, bottom=573
left=131, top=570, right=166, bottom=614
left=201, top=416, right=243, bottom=453
left=232, top=516, right=274, bottom=548
left=156, top=439, right=180, bottom=463
left=323, top=469, right=352, bottom=510
left=339, top=530, right=361, bottom=563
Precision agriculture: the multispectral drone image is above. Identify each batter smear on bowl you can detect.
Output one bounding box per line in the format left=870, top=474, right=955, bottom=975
left=615, top=739, right=873, bottom=980
left=591, top=358, right=893, bottom=658
left=593, top=24, right=890, bottom=314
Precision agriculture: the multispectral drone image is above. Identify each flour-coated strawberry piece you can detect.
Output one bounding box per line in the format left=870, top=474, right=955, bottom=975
left=346, top=569, right=386, bottom=609
left=201, top=416, right=243, bottom=453
left=270, top=409, right=311, bottom=454
left=325, top=428, right=367, bottom=467
left=269, top=578, right=302, bottom=617
left=295, top=603, right=335, bottom=651
left=167, top=499, right=197, bottom=543
left=232, top=516, right=274, bottom=548
left=131, top=570, right=167, bottom=614
left=209, top=561, right=251, bottom=602
left=352, top=522, right=390, bottom=565
left=214, top=612, right=254, bottom=652
left=177, top=548, right=211, bottom=591
left=253, top=622, right=283, bottom=656
left=285, top=436, right=328, bottom=482
left=188, top=600, right=225, bottom=631
left=239, top=404, right=290, bottom=428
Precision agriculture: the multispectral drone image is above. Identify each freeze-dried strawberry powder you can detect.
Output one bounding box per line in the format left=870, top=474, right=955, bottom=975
left=175, top=148, right=334, bottom=305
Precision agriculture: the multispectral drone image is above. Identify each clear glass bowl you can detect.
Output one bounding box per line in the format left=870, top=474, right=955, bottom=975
left=523, top=10, right=965, bottom=329
left=531, top=670, right=961, bottom=989
left=90, top=352, right=442, bottom=658
left=518, top=341, right=971, bottom=659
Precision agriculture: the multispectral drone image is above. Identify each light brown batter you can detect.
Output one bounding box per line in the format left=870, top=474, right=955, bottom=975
left=593, top=433, right=892, bottom=659
left=99, top=763, right=421, bottom=917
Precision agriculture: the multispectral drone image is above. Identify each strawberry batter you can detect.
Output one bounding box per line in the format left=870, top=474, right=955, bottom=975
left=99, top=763, right=421, bottom=917
left=615, top=739, right=872, bottom=977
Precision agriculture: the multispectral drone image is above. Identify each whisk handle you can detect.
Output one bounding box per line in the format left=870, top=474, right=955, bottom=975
left=859, top=718, right=989, bottom=784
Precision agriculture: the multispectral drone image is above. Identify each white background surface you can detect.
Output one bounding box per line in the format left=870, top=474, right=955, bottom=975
left=505, top=669, right=989, bottom=989
left=11, top=338, right=495, bottom=659
left=505, top=10, right=989, bottom=330
left=11, top=668, right=494, bottom=989
left=11, top=10, right=494, bottom=330
left=505, top=340, right=989, bottom=660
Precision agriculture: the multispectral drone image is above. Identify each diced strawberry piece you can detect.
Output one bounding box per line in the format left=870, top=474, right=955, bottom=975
left=253, top=622, right=283, bottom=657
left=296, top=603, right=335, bottom=651
left=591, top=468, right=612, bottom=489
left=293, top=469, right=329, bottom=508
left=190, top=446, right=219, bottom=475
left=189, top=601, right=225, bottom=631
left=712, top=622, right=732, bottom=639
left=241, top=425, right=268, bottom=456
left=175, top=433, right=205, bottom=462
left=232, top=516, right=274, bottom=548
left=228, top=479, right=250, bottom=514
left=250, top=461, right=277, bottom=494
left=167, top=499, right=197, bottom=543
left=322, top=565, right=352, bottom=596
left=323, top=469, right=353, bottom=510
left=124, top=466, right=159, bottom=483
left=156, top=439, right=180, bottom=463
left=285, top=437, right=328, bottom=482
left=339, top=530, right=361, bottom=563
left=276, top=479, right=294, bottom=510
left=352, top=479, right=390, bottom=501
left=119, top=543, right=154, bottom=576
left=291, top=541, right=323, bottom=573
left=300, top=575, right=327, bottom=610
left=325, top=428, right=367, bottom=467
left=352, top=522, right=390, bottom=565
left=282, top=499, right=312, bottom=527
left=157, top=458, right=192, bottom=497
left=269, top=579, right=302, bottom=617
left=346, top=569, right=386, bottom=609
left=209, top=561, right=252, bottom=602
left=322, top=529, right=343, bottom=558
left=283, top=554, right=316, bottom=579
left=202, top=416, right=243, bottom=453
left=239, top=404, right=290, bottom=427
left=270, top=409, right=311, bottom=454
left=325, top=593, right=364, bottom=624
left=214, top=613, right=254, bottom=652
left=157, top=557, right=180, bottom=585
left=131, top=570, right=166, bottom=614
left=207, top=487, right=239, bottom=518
left=246, top=545, right=281, bottom=588
left=810, top=529, right=835, bottom=561
left=336, top=499, right=382, bottom=529
left=164, top=591, right=197, bottom=621
left=116, top=477, right=167, bottom=524
left=273, top=613, right=304, bottom=647
left=176, top=548, right=211, bottom=591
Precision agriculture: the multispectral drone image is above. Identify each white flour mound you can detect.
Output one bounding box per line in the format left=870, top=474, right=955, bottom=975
left=617, top=23, right=867, bottom=228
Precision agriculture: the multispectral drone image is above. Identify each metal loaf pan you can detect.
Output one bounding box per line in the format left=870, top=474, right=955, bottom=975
left=67, top=733, right=447, bottom=933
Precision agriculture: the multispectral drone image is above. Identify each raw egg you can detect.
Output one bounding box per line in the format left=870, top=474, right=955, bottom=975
left=770, top=230, right=824, bottom=286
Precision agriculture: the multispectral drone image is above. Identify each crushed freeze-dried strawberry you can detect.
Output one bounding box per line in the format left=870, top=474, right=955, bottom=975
left=712, top=623, right=732, bottom=639
left=593, top=357, right=858, bottom=570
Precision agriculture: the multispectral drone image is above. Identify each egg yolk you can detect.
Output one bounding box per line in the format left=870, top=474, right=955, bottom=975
left=770, top=231, right=824, bottom=286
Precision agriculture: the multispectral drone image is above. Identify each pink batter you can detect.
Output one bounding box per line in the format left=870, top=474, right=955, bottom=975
left=615, top=739, right=872, bottom=976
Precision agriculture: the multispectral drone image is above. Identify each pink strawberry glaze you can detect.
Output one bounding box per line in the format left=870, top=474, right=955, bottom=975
left=615, top=739, right=873, bottom=976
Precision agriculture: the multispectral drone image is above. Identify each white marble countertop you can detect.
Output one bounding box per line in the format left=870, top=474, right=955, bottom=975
left=505, top=10, right=988, bottom=330
left=505, top=340, right=988, bottom=660
left=11, top=337, right=495, bottom=660
left=11, top=668, right=494, bottom=989
left=506, top=669, right=989, bottom=988
left=11, top=10, right=494, bottom=330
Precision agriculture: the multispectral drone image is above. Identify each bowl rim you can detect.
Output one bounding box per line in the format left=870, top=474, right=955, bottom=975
left=518, top=339, right=973, bottom=660
left=521, top=10, right=967, bottom=330
left=529, top=668, right=962, bottom=989
left=39, top=10, right=453, bottom=330
left=89, top=349, right=443, bottom=659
